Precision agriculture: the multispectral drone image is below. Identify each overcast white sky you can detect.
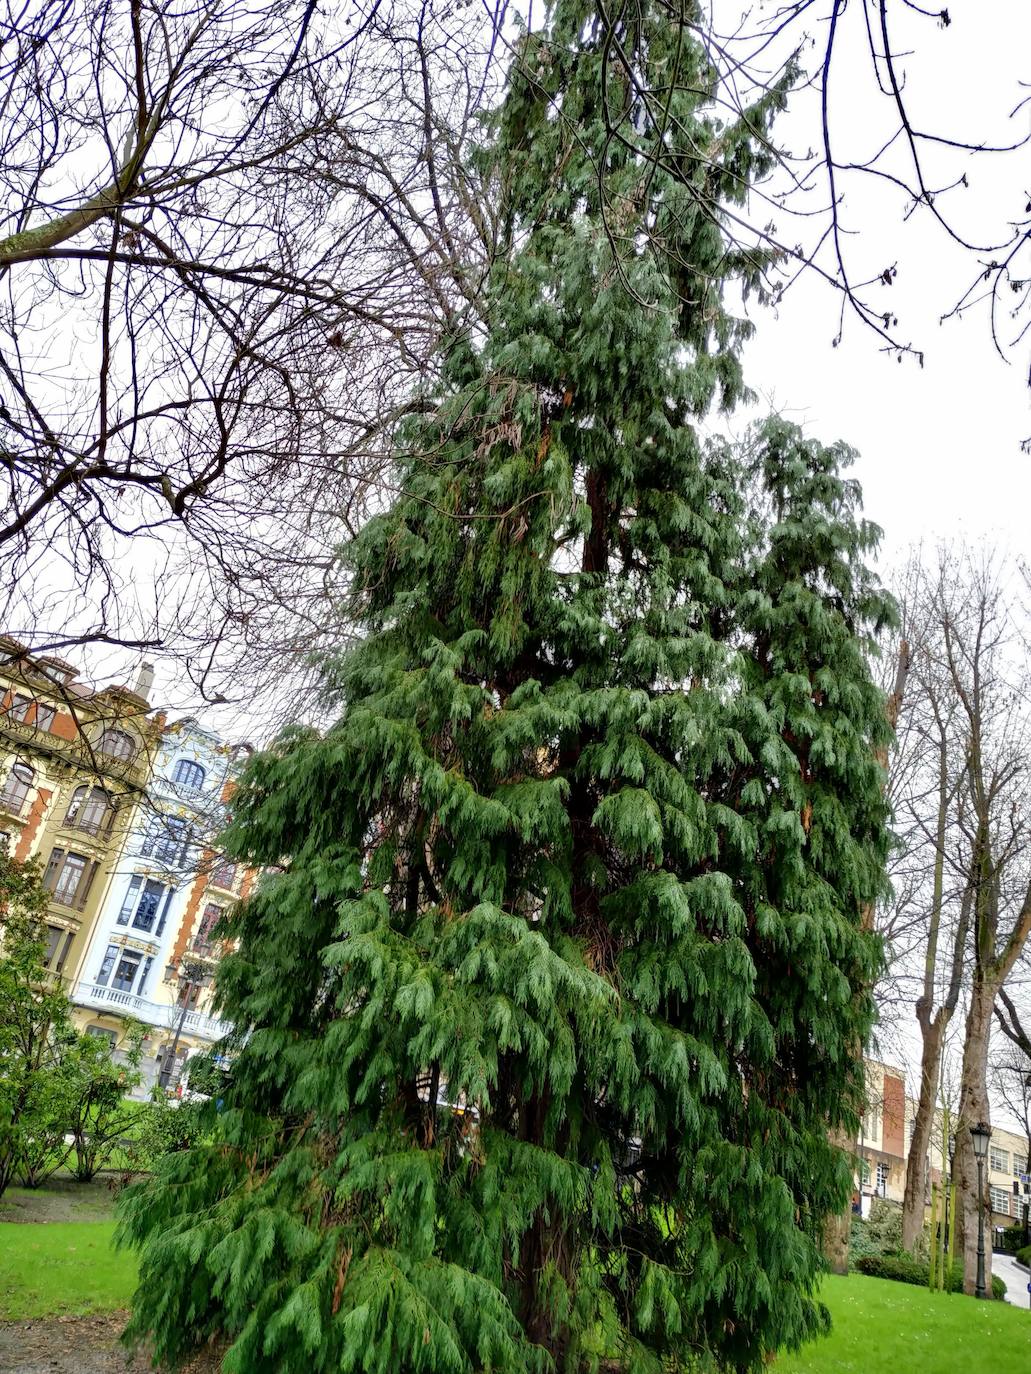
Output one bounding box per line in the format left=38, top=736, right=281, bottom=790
left=731, top=0, right=1031, bottom=576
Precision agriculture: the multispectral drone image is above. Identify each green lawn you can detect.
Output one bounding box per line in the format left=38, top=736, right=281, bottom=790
left=0, top=1175, right=116, bottom=1224
left=0, top=1220, right=137, bottom=1320
left=1, top=1206, right=1029, bottom=1371
left=779, top=1274, right=1031, bottom=1373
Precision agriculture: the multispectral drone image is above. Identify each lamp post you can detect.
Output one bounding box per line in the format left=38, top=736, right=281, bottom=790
left=158, top=959, right=210, bottom=1091
left=969, top=1120, right=992, bottom=1301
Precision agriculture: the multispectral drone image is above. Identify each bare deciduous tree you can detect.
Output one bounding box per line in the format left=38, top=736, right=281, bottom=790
left=0, top=0, right=501, bottom=712
left=5, top=2, right=1029, bottom=719
left=919, top=552, right=1031, bottom=1292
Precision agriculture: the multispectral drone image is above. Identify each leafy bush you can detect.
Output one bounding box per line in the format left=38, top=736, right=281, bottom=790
left=856, top=1253, right=931, bottom=1285
left=120, top=1096, right=206, bottom=1176
left=66, top=1026, right=144, bottom=1181
left=0, top=857, right=71, bottom=1197
left=856, top=1252, right=1007, bottom=1299
left=1016, top=1243, right=1031, bottom=1267
left=849, top=1215, right=879, bottom=1261
left=851, top=1199, right=929, bottom=1263
left=997, top=1225, right=1028, bottom=1255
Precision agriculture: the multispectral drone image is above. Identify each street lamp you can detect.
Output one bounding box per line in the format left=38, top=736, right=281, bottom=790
left=970, top=1120, right=992, bottom=1301
left=158, top=959, right=211, bottom=1091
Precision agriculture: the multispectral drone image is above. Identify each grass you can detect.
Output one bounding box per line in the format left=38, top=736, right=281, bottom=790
left=1, top=1187, right=1028, bottom=1369
left=778, top=1273, right=1031, bottom=1374
left=0, top=1175, right=117, bottom=1224
left=0, top=1219, right=137, bottom=1320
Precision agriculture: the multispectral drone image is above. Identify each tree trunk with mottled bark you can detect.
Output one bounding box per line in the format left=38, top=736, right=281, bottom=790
left=955, top=983, right=994, bottom=1294
left=903, top=1016, right=946, bottom=1252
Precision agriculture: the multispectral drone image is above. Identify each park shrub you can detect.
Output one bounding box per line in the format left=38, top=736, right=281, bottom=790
left=997, top=1225, right=1027, bottom=1255
left=855, top=1253, right=1007, bottom=1299
left=1016, top=1243, right=1031, bottom=1267
left=120, top=1096, right=207, bottom=1176
left=851, top=1199, right=929, bottom=1263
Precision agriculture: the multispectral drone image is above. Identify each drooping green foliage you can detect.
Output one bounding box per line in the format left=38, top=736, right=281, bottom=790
left=118, top=5, right=893, bottom=1371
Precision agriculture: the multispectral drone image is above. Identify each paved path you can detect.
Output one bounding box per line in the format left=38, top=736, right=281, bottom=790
left=0, top=1314, right=220, bottom=1374
left=993, top=1252, right=1031, bottom=1308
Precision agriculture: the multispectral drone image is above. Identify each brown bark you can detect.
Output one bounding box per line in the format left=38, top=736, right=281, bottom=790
left=901, top=876, right=971, bottom=1251
left=583, top=469, right=610, bottom=575
left=954, top=983, right=994, bottom=1294
left=821, top=1209, right=851, bottom=1276
left=902, top=1016, right=946, bottom=1252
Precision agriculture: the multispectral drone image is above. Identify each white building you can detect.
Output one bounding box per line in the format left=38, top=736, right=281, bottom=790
left=72, top=717, right=252, bottom=1088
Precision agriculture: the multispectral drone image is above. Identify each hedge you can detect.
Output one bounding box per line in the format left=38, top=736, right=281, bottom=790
left=996, top=1225, right=1028, bottom=1256
left=855, top=1252, right=1007, bottom=1300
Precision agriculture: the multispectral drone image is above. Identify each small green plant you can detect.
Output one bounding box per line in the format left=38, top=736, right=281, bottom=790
left=120, top=1094, right=206, bottom=1177
left=65, top=1023, right=144, bottom=1182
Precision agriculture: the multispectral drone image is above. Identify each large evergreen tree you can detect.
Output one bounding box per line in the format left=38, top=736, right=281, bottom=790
left=119, top=5, right=892, bottom=1370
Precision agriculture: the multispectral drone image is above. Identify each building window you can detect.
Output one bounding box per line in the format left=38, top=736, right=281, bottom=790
left=117, top=876, right=142, bottom=925
left=98, top=728, right=136, bottom=762
left=990, top=1187, right=1010, bottom=1216
left=172, top=758, right=205, bottom=792
left=875, top=1162, right=890, bottom=1197
left=64, top=785, right=114, bottom=835
left=862, top=1100, right=881, bottom=1144
left=193, top=902, right=224, bottom=954
left=0, top=761, right=34, bottom=813
left=117, top=876, right=169, bottom=935
left=990, top=1146, right=1010, bottom=1174
left=44, top=848, right=97, bottom=909
left=85, top=1025, right=117, bottom=1047
left=35, top=703, right=56, bottom=732
left=141, top=815, right=191, bottom=868
left=178, top=980, right=202, bottom=1011
left=44, top=925, right=63, bottom=966
left=211, top=860, right=236, bottom=891
left=53, top=929, right=74, bottom=974
left=110, top=948, right=144, bottom=993
left=132, top=880, right=166, bottom=933
left=5, top=692, right=33, bottom=721
left=95, top=943, right=119, bottom=986
left=137, top=955, right=154, bottom=996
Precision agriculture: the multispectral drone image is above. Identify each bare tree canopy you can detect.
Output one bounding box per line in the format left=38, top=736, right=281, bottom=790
left=0, top=0, right=499, bottom=708
left=3, top=1, right=1028, bottom=711
left=881, top=546, right=1031, bottom=1285
left=687, top=3, right=1031, bottom=365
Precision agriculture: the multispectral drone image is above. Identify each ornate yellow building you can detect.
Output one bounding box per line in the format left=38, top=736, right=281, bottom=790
left=0, top=636, right=253, bottom=1089
left=0, top=635, right=158, bottom=987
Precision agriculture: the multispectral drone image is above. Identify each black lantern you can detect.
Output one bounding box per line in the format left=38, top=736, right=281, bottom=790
left=969, top=1120, right=992, bottom=1300
left=970, top=1120, right=991, bottom=1163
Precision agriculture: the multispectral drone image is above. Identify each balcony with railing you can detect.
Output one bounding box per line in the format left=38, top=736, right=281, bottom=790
left=73, top=980, right=232, bottom=1043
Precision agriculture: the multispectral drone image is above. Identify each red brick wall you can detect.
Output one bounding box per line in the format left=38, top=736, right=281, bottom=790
left=13, top=787, right=52, bottom=861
